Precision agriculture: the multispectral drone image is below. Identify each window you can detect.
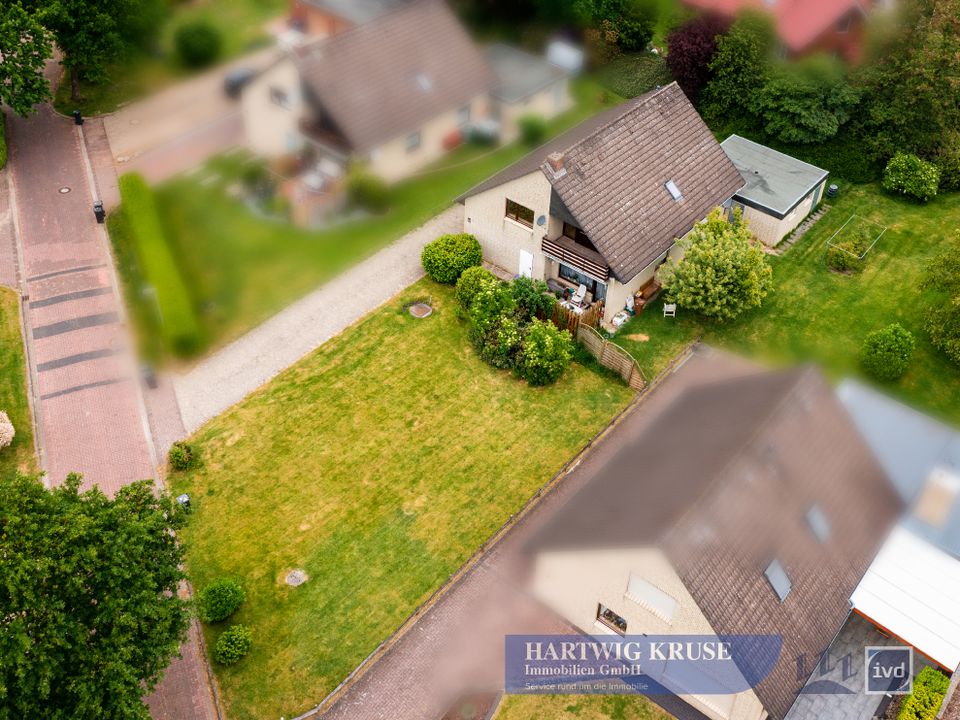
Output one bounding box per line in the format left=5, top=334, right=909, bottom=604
left=806, top=505, right=831, bottom=542
left=562, top=222, right=595, bottom=250
left=416, top=72, right=433, bottom=92
left=597, top=603, right=628, bottom=634
left=505, top=199, right=534, bottom=228
left=457, top=105, right=471, bottom=126
left=625, top=574, right=677, bottom=622
left=558, top=264, right=606, bottom=301
left=405, top=131, right=421, bottom=153
left=270, top=87, right=290, bottom=109
left=665, top=179, right=683, bottom=201
left=764, top=559, right=792, bottom=602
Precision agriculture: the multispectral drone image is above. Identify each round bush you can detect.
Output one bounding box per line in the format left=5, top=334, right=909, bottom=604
left=861, top=323, right=915, bottom=381
left=346, top=170, right=390, bottom=214
left=826, top=243, right=863, bottom=273
left=882, top=152, right=940, bottom=202
left=516, top=318, right=573, bottom=386
left=454, top=266, right=498, bottom=309
left=421, top=233, right=482, bottom=284
left=175, top=21, right=222, bottom=69
left=0, top=410, right=14, bottom=450
left=214, top=624, right=252, bottom=665
left=168, top=441, right=196, bottom=471
left=518, top=115, right=547, bottom=146
left=197, top=578, right=245, bottom=623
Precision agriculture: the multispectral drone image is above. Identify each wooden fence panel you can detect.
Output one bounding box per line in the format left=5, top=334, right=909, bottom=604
left=576, top=325, right=646, bottom=391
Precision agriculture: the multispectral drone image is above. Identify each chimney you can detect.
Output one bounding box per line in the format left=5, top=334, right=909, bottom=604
left=547, top=152, right=565, bottom=172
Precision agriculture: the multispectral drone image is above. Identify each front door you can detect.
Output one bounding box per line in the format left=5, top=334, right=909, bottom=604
left=518, top=249, right=533, bottom=278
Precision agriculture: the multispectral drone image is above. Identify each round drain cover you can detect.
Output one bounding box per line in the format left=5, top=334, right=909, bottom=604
left=58, top=187, right=71, bottom=194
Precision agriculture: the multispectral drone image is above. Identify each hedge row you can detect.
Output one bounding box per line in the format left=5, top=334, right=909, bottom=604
left=118, top=173, right=201, bottom=356
left=0, top=111, right=7, bottom=170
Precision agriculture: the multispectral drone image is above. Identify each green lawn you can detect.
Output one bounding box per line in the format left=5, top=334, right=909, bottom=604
left=495, top=694, right=674, bottom=720
left=170, top=280, right=633, bottom=720
left=594, top=53, right=672, bottom=99
left=55, top=0, right=285, bottom=115
left=123, top=79, right=619, bottom=359
left=615, top=184, right=960, bottom=425
left=0, top=288, right=36, bottom=478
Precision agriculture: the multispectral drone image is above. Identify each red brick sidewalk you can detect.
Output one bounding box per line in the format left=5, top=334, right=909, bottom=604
left=7, top=101, right=219, bottom=719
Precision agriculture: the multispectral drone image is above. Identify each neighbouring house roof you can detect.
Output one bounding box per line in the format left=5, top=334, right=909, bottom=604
left=294, top=0, right=497, bottom=153
left=299, top=0, right=410, bottom=26
left=486, top=43, right=568, bottom=104
left=851, top=525, right=960, bottom=671
left=837, top=379, right=960, bottom=558
left=721, top=135, right=828, bottom=219
left=460, top=83, right=744, bottom=283
left=679, top=0, right=868, bottom=54
left=529, top=352, right=901, bottom=720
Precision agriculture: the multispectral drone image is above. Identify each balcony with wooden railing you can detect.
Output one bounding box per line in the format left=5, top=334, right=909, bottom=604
left=541, top=234, right=610, bottom=283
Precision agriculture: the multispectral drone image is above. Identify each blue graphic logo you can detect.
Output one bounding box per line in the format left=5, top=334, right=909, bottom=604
left=864, top=646, right=912, bottom=695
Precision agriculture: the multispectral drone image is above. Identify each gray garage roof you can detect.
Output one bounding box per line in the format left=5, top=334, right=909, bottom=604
left=486, top=43, right=568, bottom=104
left=721, top=135, right=828, bottom=219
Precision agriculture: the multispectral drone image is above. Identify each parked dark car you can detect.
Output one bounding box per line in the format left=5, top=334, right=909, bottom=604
left=223, top=68, right=257, bottom=99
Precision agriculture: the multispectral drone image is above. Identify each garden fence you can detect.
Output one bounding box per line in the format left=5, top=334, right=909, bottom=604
left=576, top=324, right=646, bottom=391
left=550, top=300, right=604, bottom=334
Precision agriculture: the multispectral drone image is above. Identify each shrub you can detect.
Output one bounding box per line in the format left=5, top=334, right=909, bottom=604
left=467, top=282, right=516, bottom=342
left=666, top=15, right=730, bottom=104
left=168, top=441, right=197, bottom=471
left=118, top=174, right=202, bottom=356
left=345, top=169, right=390, bottom=214
left=898, top=667, right=949, bottom=720
left=861, top=323, right=915, bottom=381
left=420, top=233, right=482, bottom=284
left=883, top=153, right=940, bottom=202
left=0, top=112, right=7, bottom=171
left=922, top=236, right=960, bottom=365
left=617, top=1, right=655, bottom=52
left=214, top=624, right=252, bottom=665
left=478, top=314, right=524, bottom=369
left=660, top=208, right=773, bottom=321
left=197, top=578, right=245, bottom=623
left=518, top=115, right=547, bottom=146
left=454, top=266, right=498, bottom=310
left=175, top=21, right=222, bottom=69
left=935, top=130, right=960, bottom=192
left=516, top=318, right=573, bottom=386
left=826, top=228, right=869, bottom=273
left=240, top=160, right=274, bottom=199
left=511, top=276, right=555, bottom=321
left=0, top=410, right=14, bottom=450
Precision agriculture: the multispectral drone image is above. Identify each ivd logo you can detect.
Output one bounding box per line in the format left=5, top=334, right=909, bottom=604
left=864, top=646, right=913, bottom=695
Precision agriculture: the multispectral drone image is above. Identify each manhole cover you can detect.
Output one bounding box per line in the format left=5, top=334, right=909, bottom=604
left=408, top=303, right=433, bottom=318
left=58, top=187, right=71, bottom=194
left=285, top=569, right=308, bottom=587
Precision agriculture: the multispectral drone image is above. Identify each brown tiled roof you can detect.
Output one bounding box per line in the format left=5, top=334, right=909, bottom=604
left=530, top=361, right=901, bottom=720
left=547, top=82, right=744, bottom=281
left=459, top=83, right=744, bottom=282
left=294, top=0, right=496, bottom=153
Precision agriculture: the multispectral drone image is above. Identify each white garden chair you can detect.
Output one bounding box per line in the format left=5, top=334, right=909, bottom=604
left=571, top=284, right=587, bottom=307
left=663, top=303, right=677, bottom=318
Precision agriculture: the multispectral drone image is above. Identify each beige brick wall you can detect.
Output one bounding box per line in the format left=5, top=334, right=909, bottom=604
left=741, top=180, right=826, bottom=247
left=242, top=58, right=306, bottom=158
left=497, top=79, right=573, bottom=144
left=532, top=547, right=767, bottom=720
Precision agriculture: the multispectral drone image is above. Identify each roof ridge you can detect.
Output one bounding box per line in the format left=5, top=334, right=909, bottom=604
left=296, top=0, right=432, bottom=57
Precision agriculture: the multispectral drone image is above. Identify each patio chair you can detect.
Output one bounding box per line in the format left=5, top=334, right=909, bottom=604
left=663, top=303, right=677, bottom=318
left=571, top=284, right=587, bottom=307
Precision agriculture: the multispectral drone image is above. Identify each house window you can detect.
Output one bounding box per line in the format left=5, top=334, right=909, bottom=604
left=457, top=105, right=471, bottom=126
left=505, top=199, right=534, bottom=228
left=405, top=131, right=421, bottom=153
left=558, top=263, right=606, bottom=301
left=764, top=559, right=792, bottom=602
left=806, top=505, right=831, bottom=542
left=665, top=179, right=683, bottom=201
left=270, top=87, right=291, bottom=109
left=562, top=222, right=596, bottom=251
left=625, top=574, right=677, bottom=622
left=597, top=603, right=628, bottom=634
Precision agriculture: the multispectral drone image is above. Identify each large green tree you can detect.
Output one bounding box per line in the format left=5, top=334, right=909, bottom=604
left=701, top=10, right=776, bottom=121
left=0, top=473, right=190, bottom=719
left=0, top=2, right=52, bottom=116
left=756, top=55, right=861, bottom=144
left=660, top=208, right=773, bottom=321
left=922, top=235, right=960, bottom=366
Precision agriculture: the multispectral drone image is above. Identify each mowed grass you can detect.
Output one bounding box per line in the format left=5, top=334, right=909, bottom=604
left=616, top=184, right=960, bottom=424
left=146, top=79, right=620, bottom=356
left=55, top=0, right=285, bottom=115
left=495, top=694, right=675, bottom=720
left=171, top=280, right=633, bottom=720
left=0, top=288, right=35, bottom=477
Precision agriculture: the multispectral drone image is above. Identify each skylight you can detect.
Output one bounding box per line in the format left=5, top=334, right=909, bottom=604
left=764, top=559, right=792, bottom=602
left=806, top=505, right=831, bottom=543
left=416, top=73, right=433, bottom=92
left=665, top=179, right=683, bottom=201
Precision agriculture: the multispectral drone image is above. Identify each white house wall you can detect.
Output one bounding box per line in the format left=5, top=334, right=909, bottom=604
left=241, top=57, right=305, bottom=158
left=498, top=79, right=573, bottom=144
left=532, top=546, right=767, bottom=720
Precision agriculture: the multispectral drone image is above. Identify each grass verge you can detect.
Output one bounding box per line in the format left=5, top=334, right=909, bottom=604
left=0, top=288, right=36, bottom=478
left=171, top=280, right=633, bottom=720
left=494, top=694, right=675, bottom=720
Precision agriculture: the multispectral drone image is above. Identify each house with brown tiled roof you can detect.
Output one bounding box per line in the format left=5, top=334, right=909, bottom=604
left=525, top=361, right=902, bottom=720
left=457, top=83, right=745, bottom=322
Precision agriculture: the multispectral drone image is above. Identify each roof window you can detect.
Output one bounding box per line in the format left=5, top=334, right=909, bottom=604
left=764, top=559, right=792, bottom=602
left=665, top=179, right=683, bottom=201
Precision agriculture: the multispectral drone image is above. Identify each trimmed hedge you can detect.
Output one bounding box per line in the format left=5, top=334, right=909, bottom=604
left=175, top=21, right=222, bottom=69
left=214, top=624, right=252, bottom=665
left=454, top=266, right=497, bottom=310
left=118, top=173, right=201, bottom=356
left=421, top=233, right=482, bottom=284
left=897, top=666, right=949, bottom=720
left=197, top=578, right=245, bottom=623
left=0, top=112, right=7, bottom=170
left=861, top=323, right=915, bottom=381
